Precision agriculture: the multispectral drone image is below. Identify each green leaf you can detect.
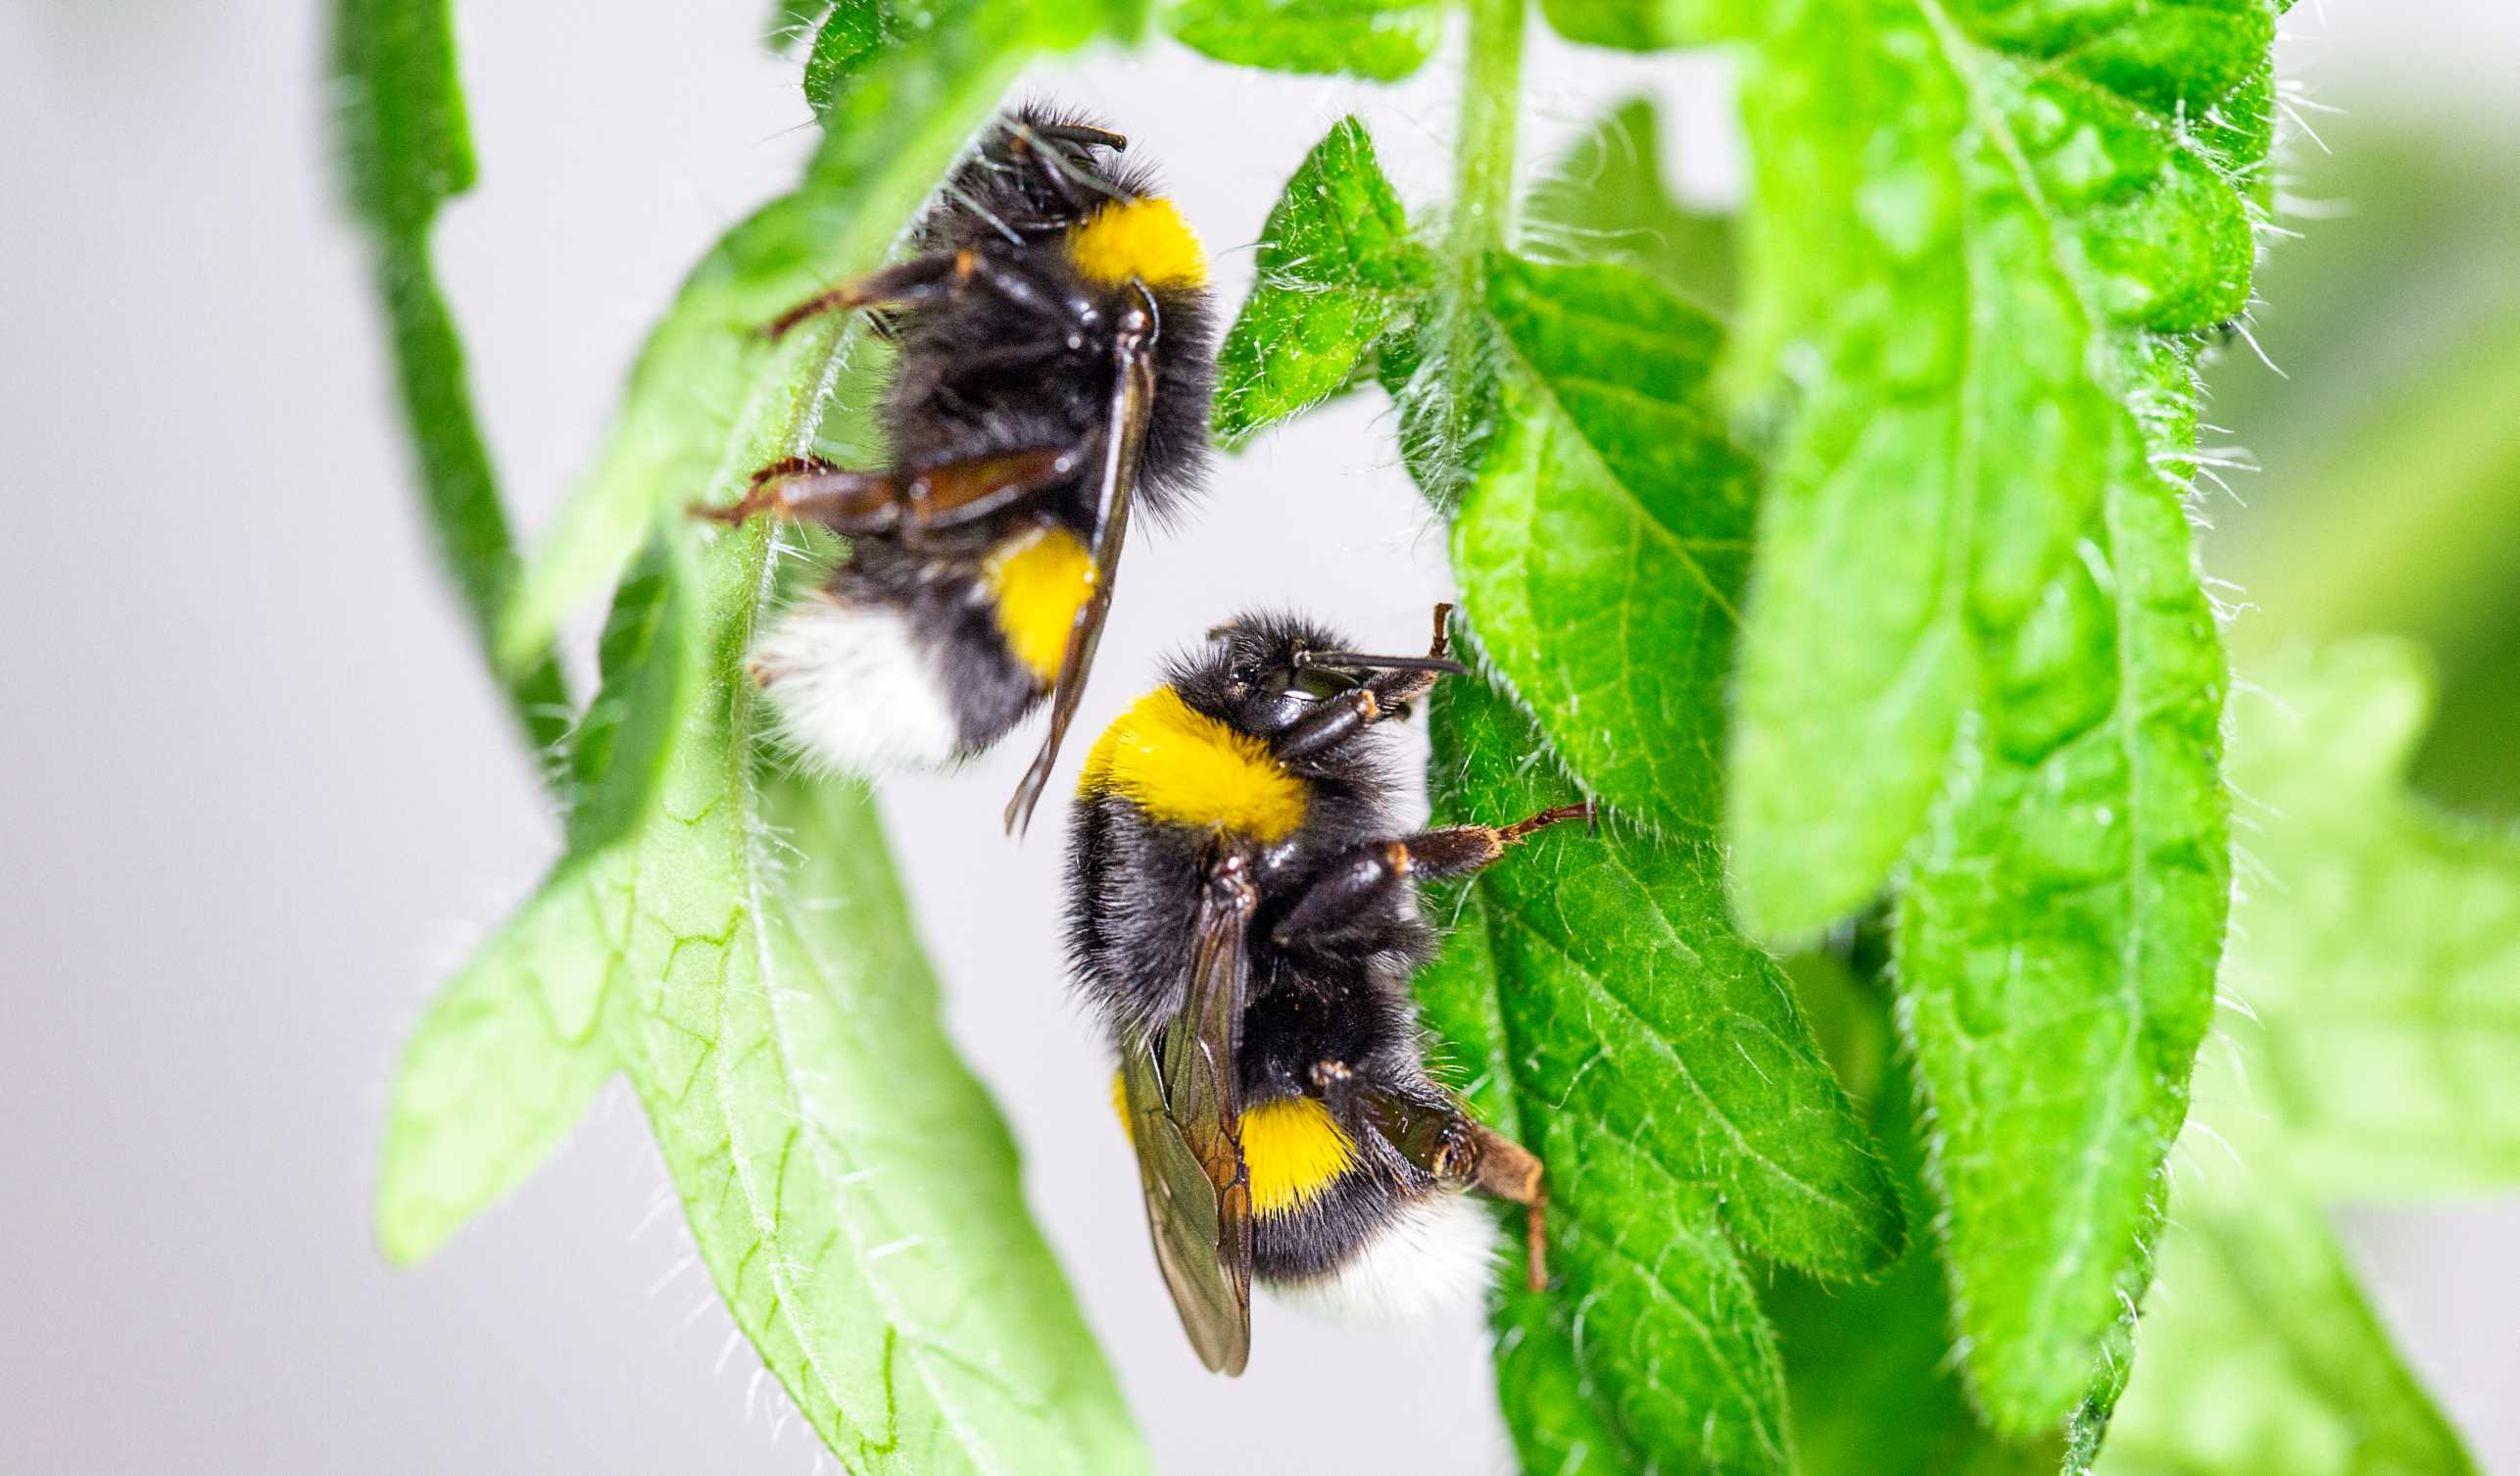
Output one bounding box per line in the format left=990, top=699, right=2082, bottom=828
left=1451, top=254, right=1758, bottom=833
left=595, top=666, right=1150, bottom=1473
left=802, top=0, right=884, bottom=114
left=1415, top=877, right=1791, bottom=1476
left=1724, top=0, right=2273, bottom=932
left=2098, top=1178, right=2482, bottom=1476
left=1167, top=0, right=1443, bottom=79
left=2222, top=641, right=2520, bottom=1196
left=1896, top=337, right=2232, bottom=1432
left=494, top=0, right=1116, bottom=675
left=332, top=0, right=570, bottom=766
left=2080, top=641, right=2498, bottom=1474
left=381, top=7, right=1151, bottom=1461
left=1212, top=118, right=1430, bottom=446
left=1419, top=665, right=1910, bottom=1476
left=374, top=877, right=617, bottom=1267
left=561, top=532, right=703, bottom=855
left=1537, top=0, right=1740, bottom=51
left=1526, top=96, right=1735, bottom=314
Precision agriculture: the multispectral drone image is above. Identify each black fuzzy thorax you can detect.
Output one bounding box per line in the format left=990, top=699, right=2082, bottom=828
left=819, top=107, right=1217, bottom=753
left=880, top=104, right=1215, bottom=532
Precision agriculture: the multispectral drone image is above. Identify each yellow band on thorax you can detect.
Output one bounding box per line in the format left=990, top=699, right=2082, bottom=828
left=1079, top=688, right=1306, bottom=842
left=1068, top=198, right=1208, bottom=289
left=981, top=524, right=1092, bottom=684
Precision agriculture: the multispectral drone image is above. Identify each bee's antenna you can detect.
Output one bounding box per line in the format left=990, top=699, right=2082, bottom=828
left=1293, top=651, right=1470, bottom=676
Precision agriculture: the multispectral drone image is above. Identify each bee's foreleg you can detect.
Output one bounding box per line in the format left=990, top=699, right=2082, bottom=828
left=690, top=463, right=897, bottom=530
left=1268, top=808, right=1593, bottom=946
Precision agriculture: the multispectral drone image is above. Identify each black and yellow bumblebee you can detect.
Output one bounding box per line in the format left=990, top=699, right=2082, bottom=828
left=1066, top=605, right=1588, bottom=1373
left=699, top=106, right=1215, bottom=832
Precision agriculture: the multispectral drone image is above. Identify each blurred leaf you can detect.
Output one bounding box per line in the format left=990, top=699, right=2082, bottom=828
left=1418, top=665, right=1909, bottom=1476
left=1452, top=254, right=1758, bottom=833
left=2098, top=1178, right=2482, bottom=1476
left=1526, top=96, right=1734, bottom=314
left=1724, top=0, right=2271, bottom=932
left=1167, top=0, right=1444, bottom=79
left=332, top=0, right=571, bottom=765
left=494, top=0, right=1122, bottom=675
left=1725, top=1, right=2273, bottom=1431
left=1213, top=118, right=1430, bottom=446
left=2222, top=641, right=2520, bottom=1195
left=1538, top=0, right=1742, bottom=51
left=374, top=874, right=617, bottom=1267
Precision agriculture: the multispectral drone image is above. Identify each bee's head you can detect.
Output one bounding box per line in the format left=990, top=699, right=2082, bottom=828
left=1170, top=611, right=1464, bottom=739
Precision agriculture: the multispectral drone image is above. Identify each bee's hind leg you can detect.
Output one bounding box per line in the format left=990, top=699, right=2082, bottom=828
left=1327, top=1077, right=1549, bottom=1293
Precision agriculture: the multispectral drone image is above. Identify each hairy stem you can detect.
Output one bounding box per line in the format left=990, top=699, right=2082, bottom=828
left=1423, top=0, right=1526, bottom=503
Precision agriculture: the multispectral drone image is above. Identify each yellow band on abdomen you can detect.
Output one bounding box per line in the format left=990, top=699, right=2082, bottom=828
left=1241, top=1096, right=1356, bottom=1217
left=981, top=524, right=1092, bottom=685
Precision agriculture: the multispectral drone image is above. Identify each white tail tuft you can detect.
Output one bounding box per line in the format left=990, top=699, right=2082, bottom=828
left=751, top=594, right=962, bottom=773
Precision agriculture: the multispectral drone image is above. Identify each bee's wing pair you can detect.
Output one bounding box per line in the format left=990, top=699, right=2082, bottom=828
left=1002, top=285, right=1161, bottom=837
left=1120, top=852, right=1258, bottom=1375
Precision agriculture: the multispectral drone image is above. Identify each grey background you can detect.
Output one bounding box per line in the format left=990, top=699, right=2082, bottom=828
left=2, top=3, right=2513, bottom=1472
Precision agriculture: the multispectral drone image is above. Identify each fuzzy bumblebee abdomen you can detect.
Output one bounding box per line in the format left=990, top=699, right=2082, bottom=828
left=1077, top=688, right=1308, bottom=842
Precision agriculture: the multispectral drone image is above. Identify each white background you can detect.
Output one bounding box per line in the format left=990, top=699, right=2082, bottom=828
left=2, top=3, right=2513, bottom=1471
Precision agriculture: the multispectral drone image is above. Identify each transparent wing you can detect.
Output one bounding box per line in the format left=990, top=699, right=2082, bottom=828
left=1119, top=852, right=1256, bottom=1374
left=1003, top=285, right=1159, bottom=836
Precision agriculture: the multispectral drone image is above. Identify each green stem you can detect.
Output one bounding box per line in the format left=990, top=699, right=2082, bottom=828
left=1450, top=0, right=1527, bottom=271
left=336, top=0, right=573, bottom=787
left=1424, top=0, right=1525, bottom=504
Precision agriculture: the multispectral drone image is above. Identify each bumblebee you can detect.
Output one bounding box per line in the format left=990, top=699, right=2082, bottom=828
left=1066, top=605, right=1588, bottom=1373
left=700, top=106, right=1215, bottom=832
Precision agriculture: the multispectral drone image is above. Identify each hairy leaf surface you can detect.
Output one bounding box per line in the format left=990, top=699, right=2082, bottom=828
left=1417, top=668, right=1910, bottom=1476
left=1767, top=1049, right=2058, bottom=1476
left=2221, top=641, right=2520, bottom=1195
left=1452, top=255, right=1757, bottom=833
left=1726, top=0, right=2272, bottom=930
left=1168, top=0, right=1442, bottom=79
left=1213, top=118, right=1430, bottom=445
left=1897, top=341, right=2230, bottom=1432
